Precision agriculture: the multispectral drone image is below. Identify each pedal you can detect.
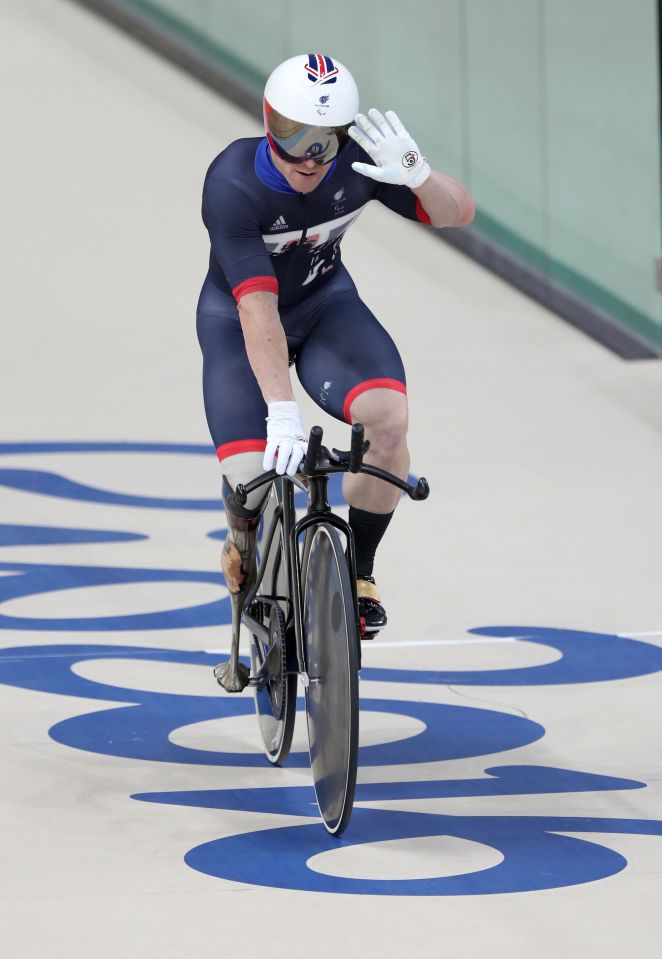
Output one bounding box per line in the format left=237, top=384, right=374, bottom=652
left=249, top=643, right=280, bottom=690
left=359, top=615, right=378, bottom=640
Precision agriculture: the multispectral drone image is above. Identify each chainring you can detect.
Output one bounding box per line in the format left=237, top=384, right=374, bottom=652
left=264, top=603, right=287, bottom=722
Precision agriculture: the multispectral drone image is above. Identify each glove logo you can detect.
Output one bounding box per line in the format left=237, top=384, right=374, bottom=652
left=402, top=151, right=419, bottom=168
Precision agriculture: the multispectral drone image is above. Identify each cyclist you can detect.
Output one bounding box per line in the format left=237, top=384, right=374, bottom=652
left=197, top=53, right=474, bottom=656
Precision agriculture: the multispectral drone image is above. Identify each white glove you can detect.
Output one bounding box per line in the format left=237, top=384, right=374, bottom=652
left=264, top=401, right=308, bottom=477
left=349, top=109, right=431, bottom=188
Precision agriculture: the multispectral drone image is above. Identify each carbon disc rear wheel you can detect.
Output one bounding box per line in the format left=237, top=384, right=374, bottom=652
left=250, top=602, right=296, bottom=764
left=250, top=485, right=296, bottom=765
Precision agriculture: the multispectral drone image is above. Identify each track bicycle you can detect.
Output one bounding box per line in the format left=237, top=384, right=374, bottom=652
left=215, top=423, right=429, bottom=835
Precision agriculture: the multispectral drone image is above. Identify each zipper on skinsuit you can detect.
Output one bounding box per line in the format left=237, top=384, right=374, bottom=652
left=298, top=191, right=309, bottom=245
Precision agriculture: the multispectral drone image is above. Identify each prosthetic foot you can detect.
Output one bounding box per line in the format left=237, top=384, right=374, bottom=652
left=214, top=477, right=268, bottom=693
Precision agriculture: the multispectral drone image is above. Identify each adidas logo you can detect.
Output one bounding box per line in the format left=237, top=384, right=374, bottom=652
left=270, top=215, right=288, bottom=231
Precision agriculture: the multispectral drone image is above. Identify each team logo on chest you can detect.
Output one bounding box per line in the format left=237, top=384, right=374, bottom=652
left=261, top=204, right=367, bottom=256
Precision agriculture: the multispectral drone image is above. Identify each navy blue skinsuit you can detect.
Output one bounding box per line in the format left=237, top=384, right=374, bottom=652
left=197, top=136, right=431, bottom=460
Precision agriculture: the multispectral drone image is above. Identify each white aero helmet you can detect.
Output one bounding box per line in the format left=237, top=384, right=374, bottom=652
left=264, top=53, right=359, bottom=165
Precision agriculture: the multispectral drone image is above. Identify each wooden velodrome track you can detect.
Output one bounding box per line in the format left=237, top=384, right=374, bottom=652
left=1, top=2, right=661, bottom=955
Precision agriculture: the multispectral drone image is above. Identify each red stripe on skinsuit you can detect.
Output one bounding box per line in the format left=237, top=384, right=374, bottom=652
left=415, top=198, right=432, bottom=224
left=216, top=439, right=267, bottom=461
left=342, top=378, right=407, bottom=424
left=232, top=276, right=278, bottom=302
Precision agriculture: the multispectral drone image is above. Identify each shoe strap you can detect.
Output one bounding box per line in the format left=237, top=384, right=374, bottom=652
left=357, top=578, right=380, bottom=602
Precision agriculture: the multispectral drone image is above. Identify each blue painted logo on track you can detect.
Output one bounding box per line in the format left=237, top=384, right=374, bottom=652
left=0, top=641, right=660, bottom=894
left=0, top=441, right=660, bottom=895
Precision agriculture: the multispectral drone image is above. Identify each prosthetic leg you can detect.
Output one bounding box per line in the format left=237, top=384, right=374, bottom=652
left=213, top=476, right=268, bottom=693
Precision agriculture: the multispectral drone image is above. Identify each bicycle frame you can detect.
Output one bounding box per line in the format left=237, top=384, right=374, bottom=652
left=231, top=423, right=428, bottom=689
left=219, top=424, right=429, bottom=831
left=242, top=470, right=361, bottom=686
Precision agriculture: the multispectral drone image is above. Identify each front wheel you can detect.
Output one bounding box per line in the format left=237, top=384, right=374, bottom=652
left=302, top=523, right=360, bottom=835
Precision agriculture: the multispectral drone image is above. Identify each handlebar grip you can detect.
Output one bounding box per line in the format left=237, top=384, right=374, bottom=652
left=411, top=477, right=430, bottom=501
left=303, top=425, right=323, bottom=474
left=349, top=423, right=365, bottom=473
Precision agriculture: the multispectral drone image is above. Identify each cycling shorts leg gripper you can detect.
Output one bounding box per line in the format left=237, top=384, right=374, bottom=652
left=196, top=309, right=267, bottom=456
left=216, top=439, right=267, bottom=461
left=293, top=288, right=406, bottom=424
left=342, top=377, right=407, bottom=423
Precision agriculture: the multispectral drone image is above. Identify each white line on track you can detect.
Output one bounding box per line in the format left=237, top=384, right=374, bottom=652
left=204, top=636, right=517, bottom=654
left=204, top=631, right=662, bottom=655
left=362, top=637, right=517, bottom=649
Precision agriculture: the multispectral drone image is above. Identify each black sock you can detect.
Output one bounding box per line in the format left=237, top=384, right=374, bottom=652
left=348, top=507, right=394, bottom=579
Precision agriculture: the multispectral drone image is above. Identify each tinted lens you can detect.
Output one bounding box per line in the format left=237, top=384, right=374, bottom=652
left=267, top=106, right=350, bottom=164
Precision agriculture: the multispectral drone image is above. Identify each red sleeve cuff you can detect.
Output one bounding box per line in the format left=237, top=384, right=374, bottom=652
left=232, top=275, right=279, bottom=302
left=415, top=198, right=432, bottom=225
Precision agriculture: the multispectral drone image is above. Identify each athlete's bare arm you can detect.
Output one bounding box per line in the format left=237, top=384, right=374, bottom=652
left=412, top=170, right=475, bottom=228
left=237, top=291, right=294, bottom=403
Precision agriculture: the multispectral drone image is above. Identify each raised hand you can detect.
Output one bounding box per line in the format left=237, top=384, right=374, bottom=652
left=349, top=109, right=431, bottom=188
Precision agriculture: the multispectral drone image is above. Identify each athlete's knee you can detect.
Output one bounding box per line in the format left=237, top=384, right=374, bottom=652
left=349, top=389, right=408, bottom=457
